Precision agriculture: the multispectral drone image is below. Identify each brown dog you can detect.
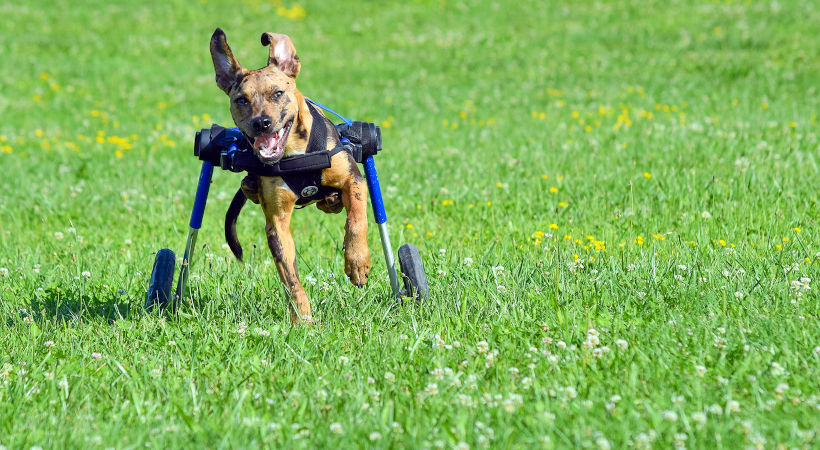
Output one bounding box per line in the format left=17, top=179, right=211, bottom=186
left=210, top=28, right=370, bottom=324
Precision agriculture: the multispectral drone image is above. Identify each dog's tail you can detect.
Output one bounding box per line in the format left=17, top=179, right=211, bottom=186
left=225, top=187, right=246, bottom=261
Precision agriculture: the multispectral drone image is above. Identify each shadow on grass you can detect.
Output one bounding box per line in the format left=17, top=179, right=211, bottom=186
left=25, top=286, right=132, bottom=323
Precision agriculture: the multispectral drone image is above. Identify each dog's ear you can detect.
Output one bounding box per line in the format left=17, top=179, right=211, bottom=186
left=210, top=28, right=244, bottom=93
left=261, top=32, right=300, bottom=78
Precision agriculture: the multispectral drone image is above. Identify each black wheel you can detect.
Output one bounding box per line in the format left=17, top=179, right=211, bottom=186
left=398, top=244, right=429, bottom=300
left=145, top=248, right=176, bottom=311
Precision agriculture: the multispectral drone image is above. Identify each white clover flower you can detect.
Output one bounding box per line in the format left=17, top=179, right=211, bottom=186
left=476, top=341, right=489, bottom=354
left=425, top=383, right=439, bottom=396
left=662, top=410, right=678, bottom=421
left=770, top=362, right=785, bottom=376
left=463, top=257, right=474, bottom=267
left=728, top=400, right=740, bottom=413
left=58, top=378, right=69, bottom=390
left=615, top=339, right=628, bottom=350
left=91, top=352, right=102, bottom=360
left=564, top=386, right=577, bottom=399
left=369, top=432, right=382, bottom=441
left=691, top=411, right=707, bottom=425
left=677, top=265, right=687, bottom=271
left=329, top=423, right=343, bottom=434
left=384, top=371, right=395, bottom=382
left=595, top=437, right=611, bottom=450
left=695, top=365, right=706, bottom=377
left=81, top=271, right=91, bottom=279
left=54, top=231, right=64, bottom=240
left=337, top=356, right=349, bottom=365
left=734, top=291, right=744, bottom=299
left=43, top=340, right=55, bottom=348
left=496, top=284, right=506, bottom=293
left=774, top=383, right=789, bottom=396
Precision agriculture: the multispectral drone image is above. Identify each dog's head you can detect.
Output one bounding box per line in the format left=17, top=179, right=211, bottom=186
left=210, top=28, right=305, bottom=164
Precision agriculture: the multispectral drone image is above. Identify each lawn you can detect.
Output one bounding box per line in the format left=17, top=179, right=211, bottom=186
left=0, top=0, right=818, bottom=447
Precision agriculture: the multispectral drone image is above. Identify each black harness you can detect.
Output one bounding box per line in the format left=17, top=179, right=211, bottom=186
left=276, top=103, right=344, bottom=207
left=216, top=103, right=345, bottom=207
left=194, top=102, right=382, bottom=207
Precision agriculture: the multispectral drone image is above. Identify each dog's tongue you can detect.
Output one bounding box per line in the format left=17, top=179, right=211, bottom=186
left=254, top=134, right=277, bottom=153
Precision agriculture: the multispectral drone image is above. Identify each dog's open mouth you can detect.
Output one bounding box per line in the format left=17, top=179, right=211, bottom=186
left=253, top=120, right=292, bottom=164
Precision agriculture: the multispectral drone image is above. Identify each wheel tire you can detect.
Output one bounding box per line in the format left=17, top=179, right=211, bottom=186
left=398, top=244, right=429, bottom=300
left=145, top=248, right=176, bottom=311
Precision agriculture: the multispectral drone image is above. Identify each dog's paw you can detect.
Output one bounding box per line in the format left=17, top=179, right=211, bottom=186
left=344, top=244, right=371, bottom=287
left=241, top=175, right=261, bottom=204
left=316, top=191, right=344, bottom=214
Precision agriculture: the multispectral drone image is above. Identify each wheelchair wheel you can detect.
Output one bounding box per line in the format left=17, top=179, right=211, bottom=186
left=398, top=244, right=429, bottom=300
left=145, top=248, right=176, bottom=311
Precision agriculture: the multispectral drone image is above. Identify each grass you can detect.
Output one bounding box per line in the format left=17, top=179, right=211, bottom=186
left=0, top=0, right=819, bottom=447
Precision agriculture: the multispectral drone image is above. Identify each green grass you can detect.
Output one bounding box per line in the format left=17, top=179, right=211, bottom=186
left=1, top=0, right=819, bottom=447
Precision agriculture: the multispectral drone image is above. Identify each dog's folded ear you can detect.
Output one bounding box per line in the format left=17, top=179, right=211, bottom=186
left=211, top=28, right=244, bottom=94
left=261, top=32, right=301, bottom=78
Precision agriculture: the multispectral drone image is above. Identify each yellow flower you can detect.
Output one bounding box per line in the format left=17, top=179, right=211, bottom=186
left=635, top=235, right=644, bottom=246
left=643, top=172, right=652, bottom=179
left=653, top=233, right=665, bottom=240
left=34, top=129, right=44, bottom=138
left=442, top=200, right=453, bottom=206
left=782, top=237, right=789, bottom=243
left=549, top=224, right=559, bottom=230
left=406, top=224, right=413, bottom=229
left=559, top=201, right=567, bottom=208
left=276, top=3, right=306, bottom=20
left=719, top=239, right=726, bottom=246
left=549, top=187, right=558, bottom=194
left=793, top=227, right=801, bottom=233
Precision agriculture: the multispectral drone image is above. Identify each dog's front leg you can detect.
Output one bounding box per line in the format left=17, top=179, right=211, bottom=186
left=259, top=177, right=311, bottom=324
left=324, top=153, right=371, bottom=286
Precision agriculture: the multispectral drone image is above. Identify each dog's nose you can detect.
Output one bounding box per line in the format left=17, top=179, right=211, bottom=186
left=252, top=116, right=273, bottom=133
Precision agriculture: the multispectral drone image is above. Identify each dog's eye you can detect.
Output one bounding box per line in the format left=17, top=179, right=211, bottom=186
left=234, top=97, right=249, bottom=106
left=272, top=90, right=284, bottom=100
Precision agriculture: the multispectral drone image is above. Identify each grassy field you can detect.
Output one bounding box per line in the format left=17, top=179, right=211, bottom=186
left=1, top=0, right=819, bottom=447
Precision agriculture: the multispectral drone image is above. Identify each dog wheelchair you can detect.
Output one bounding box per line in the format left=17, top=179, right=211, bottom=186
left=145, top=100, right=428, bottom=311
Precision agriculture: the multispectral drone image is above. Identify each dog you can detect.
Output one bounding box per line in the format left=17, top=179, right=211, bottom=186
left=210, top=28, right=371, bottom=324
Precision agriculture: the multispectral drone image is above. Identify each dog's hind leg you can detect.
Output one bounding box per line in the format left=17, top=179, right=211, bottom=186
left=259, top=177, right=311, bottom=324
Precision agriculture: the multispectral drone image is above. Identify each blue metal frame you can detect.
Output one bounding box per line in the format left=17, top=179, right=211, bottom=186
left=362, top=156, right=401, bottom=296
left=175, top=161, right=215, bottom=307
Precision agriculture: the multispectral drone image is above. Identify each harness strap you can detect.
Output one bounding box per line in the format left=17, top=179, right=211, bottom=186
left=305, top=101, right=329, bottom=154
